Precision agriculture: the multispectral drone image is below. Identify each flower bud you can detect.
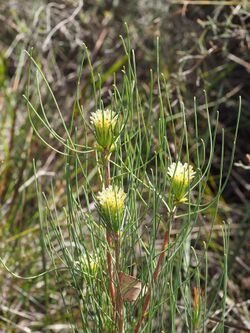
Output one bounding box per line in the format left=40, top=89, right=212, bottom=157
left=77, top=256, right=99, bottom=278
left=167, top=162, right=195, bottom=203
left=90, top=109, right=118, bottom=150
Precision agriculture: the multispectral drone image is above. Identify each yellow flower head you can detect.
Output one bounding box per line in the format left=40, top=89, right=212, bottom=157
left=167, top=162, right=195, bottom=203
left=97, top=185, right=126, bottom=232
left=90, top=109, right=118, bottom=149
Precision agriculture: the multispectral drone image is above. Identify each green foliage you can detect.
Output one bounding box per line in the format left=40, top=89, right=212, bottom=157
left=0, top=2, right=249, bottom=332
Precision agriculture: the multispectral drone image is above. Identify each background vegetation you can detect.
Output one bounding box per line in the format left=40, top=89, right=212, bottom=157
left=0, top=0, right=249, bottom=332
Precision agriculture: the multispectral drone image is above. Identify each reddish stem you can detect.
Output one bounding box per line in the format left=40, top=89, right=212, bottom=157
left=104, top=150, right=110, bottom=188
left=103, top=152, right=116, bottom=330
left=134, top=230, right=169, bottom=333
left=115, top=234, right=123, bottom=333
left=107, top=230, right=116, bottom=324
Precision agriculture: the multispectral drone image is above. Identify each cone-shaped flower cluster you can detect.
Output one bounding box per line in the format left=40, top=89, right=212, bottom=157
left=167, top=162, right=195, bottom=203
left=97, top=185, right=126, bottom=233
left=90, top=109, right=118, bottom=150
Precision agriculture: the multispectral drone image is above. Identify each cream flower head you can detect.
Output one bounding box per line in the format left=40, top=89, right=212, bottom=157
left=90, top=109, right=118, bottom=150
left=167, top=162, right=195, bottom=203
left=97, top=185, right=126, bottom=233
